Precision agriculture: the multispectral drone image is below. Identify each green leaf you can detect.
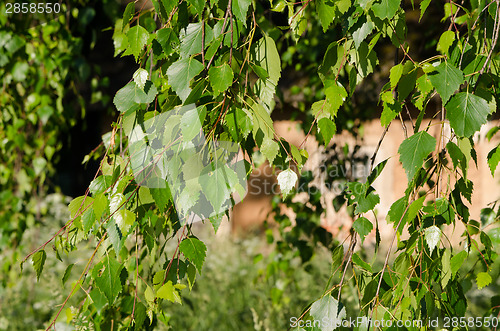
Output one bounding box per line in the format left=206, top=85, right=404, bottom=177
left=475, top=87, right=497, bottom=115
left=157, top=281, right=182, bottom=304
left=371, top=0, right=400, bottom=20
left=390, top=63, right=403, bottom=88
left=32, top=250, right=46, bottom=281
left=252, top=34, right=281, bottom=108
left=166, top=57, right=204, bottom=102
left=446, top=141, right=466, bottom=172
left=208, top=64, right=234, bottom=96
left=69, top=196, right=94, bottom=219
left=436, top=31, right=455, bottom=55
left=398, top=131, right=436, bottom=181
left=122, top=2, right=135, bottom=26
left=424, top=225, right=441, bottom=254
left=346, top=182, right=380, bottom=214
left=336, top=0, right=350, bottom=13
left=406, top=196, right=425, bottom=228
left=93, top=256, right=124, bottom=305
left=62, top=263, right=74, bottom=286
left=381, top=100, right=401, bottom=126
left=114, top=209, right=135, bottom=233
left=209, top=214, right=224, bottom=233
left=319, top=42, right=345, bottom=81
left=93, top=193, right=108, bottom=219
left=251, top=63, right=269, bottom=80
left=423, top=198, right=454, bottom=224
left=106, top=220, right=124, bottom=254
left=450, top=250, right=467, bottom=277
left=149, top=185, right=172, bottom=214
left=446, top=92, right=490, bottom=137
left=113, top=81, right=158, bottom=113
left=386, top=197, right=407, bottom=223
left=145, top=285, right=154, bottom=305
left=397, top=65, right=417, bottom=102
left=82, top=208, right=96, bottom=233
left=317, top=118, right=336, bottom=144
left=187, top=0, right=204, bottom=16
left=113, top=32, right=128, bottom=57
left=487, top=146, right=500, bottom=176
left=427, top=62, right=464, bottom=105
left=419, top=0, right=431, bottom=20
left=186, top=263, right=197, bottom=290
left=366, top=159, right=388, bottom=185
left=457, top=178, right=473, bottom=204
left=250, top=101, right=274, bottom=140
left=352, top=18, right=375, bottom=49
left=441, top=249, right=451, bottom=287
left=414, top=74, right=433, bottom=111
left=310, top=295, right=346, bottom=330
left=331, top=245, right=344, bottom=272
left=180, top=106, right=204, bottom=142
left=350, top=41, right=378, bottom=79
left=232, top=0, right=252, bottom=26
left=311, top=99, right=333, bottom=120
left=324, top=81, right=347, bottom=116
left=353, top=217, right=373, bottom=243
left=156, top=28, right=178, bottom=56
left=317, top=0, right=336, bottom=32
left=260, top=137, right=280, bottom=163
left=126, top=25, right=149, bottom=61
left=179, top=237, right=207, bottom=274
left=89, top=175, right=112, bottom=196
left=487, top=126, right=500, bottom=141
left=179, top=23, right=213, bottom=58
left=352, top=252, right=372, bottom=272
left=225, top=107, right=253, bottom=140
left=476, top=272, right=492, bottom=289
left=89, top=288, right=107, bottom=313
left=31, top=157, right=46, bottom=177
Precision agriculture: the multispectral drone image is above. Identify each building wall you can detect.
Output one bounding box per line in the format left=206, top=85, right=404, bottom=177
left=230, top=119, right=500, bottom=246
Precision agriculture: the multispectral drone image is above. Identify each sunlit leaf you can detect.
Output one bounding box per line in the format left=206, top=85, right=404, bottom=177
left=277, top=168, right=298, bottom=199
left=179, top=237, right=207, bottom=274
left=32, top=250, right=46, bottom=281
left=310, top=295, right=346, bottom=331
left=476, top=272, right=492, bottom=289
left=424, top=225, right=441, bottom=254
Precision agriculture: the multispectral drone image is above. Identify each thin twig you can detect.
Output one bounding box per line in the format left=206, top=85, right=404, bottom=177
left=479, top=0, right=500, bottom=76
left=399, top=113, right=408, bottom=139
left=206, top=0, right=231, bottom=70
left=229, top=4, right=234, bottom=66
left=337, top=234, right=357, bottom=302
left=370, top=123, right=390, bottom=171
left=201, top=18, right=205, bottom=66
left=369, top=201, right=412, bottom=321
